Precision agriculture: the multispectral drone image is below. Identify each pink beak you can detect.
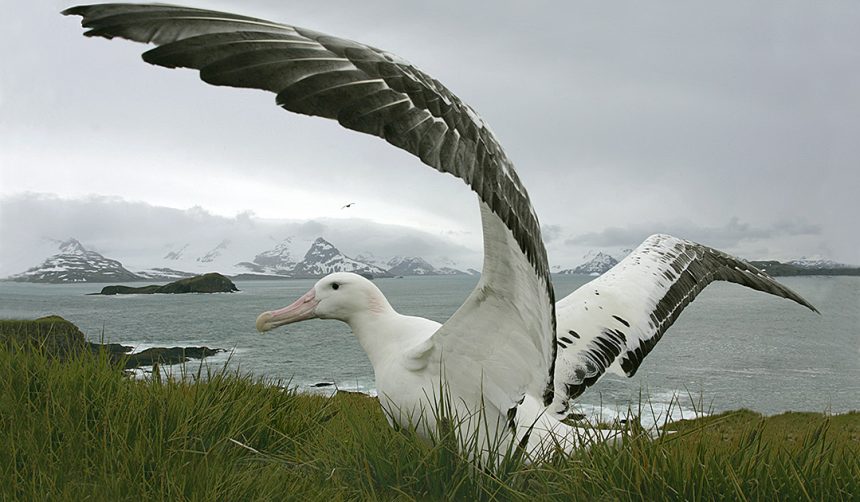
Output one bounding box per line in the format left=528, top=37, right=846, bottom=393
left=256, top=288, right=320, bottom=332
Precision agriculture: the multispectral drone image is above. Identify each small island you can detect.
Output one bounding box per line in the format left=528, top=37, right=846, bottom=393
left=92, top=272, right=239, bottom=295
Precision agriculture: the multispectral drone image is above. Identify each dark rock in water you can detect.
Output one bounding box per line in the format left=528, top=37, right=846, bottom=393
left=97, top=285, right=162, bottom=295
left=123, top=346, right=224, bottom=369
left=99, top=342, right=134, bottom=355
left=311, top=382, right=335, bottom=388
left=94, top=272, right=239, bottom=295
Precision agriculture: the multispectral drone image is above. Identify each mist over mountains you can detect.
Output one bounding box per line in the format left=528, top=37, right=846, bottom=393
left=9, top=235, right=856, bottom=284
left=2, top=195, right=855, bottom=282
left=8, top=237, right=479, bottom=283
left=0, top=195, right=483, bottom=280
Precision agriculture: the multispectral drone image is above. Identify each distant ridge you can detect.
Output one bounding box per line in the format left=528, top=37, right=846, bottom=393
left=749, top=260, right=860, bottom=276
left=17, top=238, right=852, bottom=283
left=7, top=237, right=472, bottom=283
left=555, top=249, right=859, bottom=277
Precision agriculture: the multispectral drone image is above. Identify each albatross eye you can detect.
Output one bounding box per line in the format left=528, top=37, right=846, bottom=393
left=331, top=283, right=340, bottom=290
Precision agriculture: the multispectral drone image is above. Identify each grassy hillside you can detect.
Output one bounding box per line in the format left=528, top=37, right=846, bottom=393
left=1, top=324, right=858, bottom=500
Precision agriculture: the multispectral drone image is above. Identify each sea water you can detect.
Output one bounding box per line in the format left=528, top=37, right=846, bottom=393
left=2, top=275, right=858, bottom=424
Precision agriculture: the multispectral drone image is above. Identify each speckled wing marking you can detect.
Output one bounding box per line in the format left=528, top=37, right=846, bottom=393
left=64, top=4, right=558, bottom=402
left=548, top=234, right=818, bottom=415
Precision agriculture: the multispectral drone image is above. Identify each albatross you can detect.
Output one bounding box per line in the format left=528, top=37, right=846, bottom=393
left=64, top=4, right=819, bottom=459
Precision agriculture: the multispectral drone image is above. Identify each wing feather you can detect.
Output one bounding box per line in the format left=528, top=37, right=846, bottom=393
left=549, top=234, right=818, bottom=415
left=64, top=4, right=558, bottom=406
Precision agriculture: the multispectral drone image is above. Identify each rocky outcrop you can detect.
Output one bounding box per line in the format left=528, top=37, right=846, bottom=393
left=122, top=346, right=223, bottom=369
left=94, top=273, right=239, bottom=295
left=0, top=315, right=224, bottom=369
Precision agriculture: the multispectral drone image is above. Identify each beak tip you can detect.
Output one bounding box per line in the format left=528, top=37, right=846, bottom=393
left=255, top=312, right=272, bottom=333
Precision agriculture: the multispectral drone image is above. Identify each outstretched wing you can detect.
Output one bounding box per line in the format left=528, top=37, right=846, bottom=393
left=548, top=234, right=817, bottom=416
left=64, top=4, right=557, bottom=406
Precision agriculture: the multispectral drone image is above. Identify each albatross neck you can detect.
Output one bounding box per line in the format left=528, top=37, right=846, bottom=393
left=342, top=297, right=414, bottom=369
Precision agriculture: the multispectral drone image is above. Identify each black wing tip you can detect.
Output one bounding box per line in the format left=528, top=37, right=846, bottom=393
left=61, top=6, right=109, bottom=39
left=61, top=6, right=87, bottom=17
left=667, top=234, right=821, bottom=316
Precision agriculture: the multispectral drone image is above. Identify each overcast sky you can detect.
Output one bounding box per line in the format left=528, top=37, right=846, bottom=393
left=2, top=1, right=859, bottom=271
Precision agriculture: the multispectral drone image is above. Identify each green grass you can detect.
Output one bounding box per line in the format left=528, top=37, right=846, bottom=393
left=1, top=327, right=858, bottom=500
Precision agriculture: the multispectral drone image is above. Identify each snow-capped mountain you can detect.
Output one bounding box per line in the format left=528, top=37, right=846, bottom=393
left=197, top=240, right=230, bottom=263
left=163, top=244, right=189, bottom=260
left=436, top=267, right=468, bottom=275
left=235, top=237, right=299, bottom=275
left=352, top=252, right=389, bottom=270
left=385, top=256, right=468, bottom=275
left=6, top=235, right=471, bottom=283
left=559, top=252, right=619, bottom=275
left=291, top=238, right=388, bottom=278
left=386, top=256, right=438, bottom=276
left=433, top=257, right=471, bottom=275
left=787, top=257, right=848, bottom=269
left=9, top=239, right=142, bottom=283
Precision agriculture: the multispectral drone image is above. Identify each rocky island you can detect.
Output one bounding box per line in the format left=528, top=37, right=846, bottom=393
left=92, top=272, right=239, bottom=295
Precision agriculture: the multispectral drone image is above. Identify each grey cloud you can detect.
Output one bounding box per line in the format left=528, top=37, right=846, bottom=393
left=540, top=224, right=562, bottom=244
left=296, top=220, right=327, bottom=238
left=566, top=217, right=822, bottom=250
left=0, top=194, right=481, bottom=275
left=2, top=1, right=859, bottom=267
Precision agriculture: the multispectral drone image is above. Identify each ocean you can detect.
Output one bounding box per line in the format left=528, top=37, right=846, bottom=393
left=2, top=275, right=858, bottom=424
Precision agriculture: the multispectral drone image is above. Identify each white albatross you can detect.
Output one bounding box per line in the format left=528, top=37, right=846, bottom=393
left=65, top=4, right=819, bottom=460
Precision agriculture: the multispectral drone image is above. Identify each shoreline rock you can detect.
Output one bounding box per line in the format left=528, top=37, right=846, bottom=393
left=0, top=315, right=224, bottom=369
left=123, top=346, right=224, bottom=369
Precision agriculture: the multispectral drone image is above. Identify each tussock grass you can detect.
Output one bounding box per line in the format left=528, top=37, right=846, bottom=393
left=1, top=326, right=858, bottom=500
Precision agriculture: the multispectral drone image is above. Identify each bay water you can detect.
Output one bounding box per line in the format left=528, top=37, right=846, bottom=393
left=2, top=275, right=857, bottom=424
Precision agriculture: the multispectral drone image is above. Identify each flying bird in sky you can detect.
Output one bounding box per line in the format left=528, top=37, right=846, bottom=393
left=64, top=4, right=818, bottom=461
left=341, top=202, right=356, bottom=209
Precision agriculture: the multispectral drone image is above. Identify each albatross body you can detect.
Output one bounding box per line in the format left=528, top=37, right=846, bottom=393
left=255, top=269, right=605, bottom=456
left=65, top=4, right=819, bottom=460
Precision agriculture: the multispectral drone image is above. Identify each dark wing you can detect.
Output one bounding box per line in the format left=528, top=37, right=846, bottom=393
left=547, top=234, right=817, bottom=416
left=64, top=4, right=558, bottom=403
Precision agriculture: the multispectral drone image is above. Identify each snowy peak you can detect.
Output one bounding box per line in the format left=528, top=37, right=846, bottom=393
left=198, top=240, right=230, bottom=263
left=251, top=237, right=297, bottom=271
left=560, top=252, right=619, bottom=275
left=385, top=256, right=467, bottom=276
left=387, top=256, right=437, bottom=276
left=292, top=238, right=388, bottom=278
left=302, top=237, right=340, bottom=263
left=10, top=239, right=141, bottom=283
left=58, top=238, right=87, bottom=255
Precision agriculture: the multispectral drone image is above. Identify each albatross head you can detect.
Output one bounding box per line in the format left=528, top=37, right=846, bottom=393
left=255, top=272, right=391, bottom=332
